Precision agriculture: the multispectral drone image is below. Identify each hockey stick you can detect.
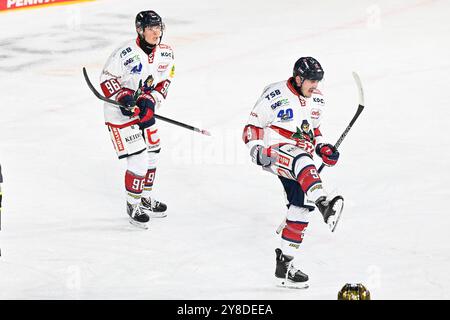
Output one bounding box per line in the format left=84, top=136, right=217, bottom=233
left=276, top=72, right=365, bottom=234
left=82, top=67, right=211, bottom=136
left=317, top=72, right=365, bottom=173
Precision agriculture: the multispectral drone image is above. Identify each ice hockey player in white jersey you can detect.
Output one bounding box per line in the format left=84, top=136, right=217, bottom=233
left=100, top=10, right=175, bottom=229
left=242, top=57, right=344, bottom=288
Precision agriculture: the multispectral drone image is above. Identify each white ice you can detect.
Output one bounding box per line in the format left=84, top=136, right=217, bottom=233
left=1, top=0, right=450, bottom=299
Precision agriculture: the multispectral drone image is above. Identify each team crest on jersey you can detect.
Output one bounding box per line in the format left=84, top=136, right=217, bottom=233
left=143, top=75, right=155, bottom=91
left=292, top=120, right=314, bottom=142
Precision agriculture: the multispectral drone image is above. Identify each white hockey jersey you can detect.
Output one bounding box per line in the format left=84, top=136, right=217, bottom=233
left=99, top=38, right=175, bottom=127
left=243, top=78, right=326, bottom=156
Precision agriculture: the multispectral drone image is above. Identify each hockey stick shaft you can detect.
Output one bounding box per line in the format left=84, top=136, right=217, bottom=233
left=82, top=67, right=211, bottom=136
left=317, top=72, right=364, bottom=173
left=317, top=104, right=364, bottom=173
left=276, top=72, right=364, bottom=234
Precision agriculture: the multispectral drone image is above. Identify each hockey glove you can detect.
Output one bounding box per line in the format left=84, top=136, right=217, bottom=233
left=316, top=143, right=339, bottom=166
left=250, top=145, right=278, bottom=167
left=136, top=93, right=156, bottom=129
left=116, top=88, right=139, bottom=117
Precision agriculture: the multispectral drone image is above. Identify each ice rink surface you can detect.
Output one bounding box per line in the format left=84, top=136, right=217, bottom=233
left=1, top=0, right=449, bottom=299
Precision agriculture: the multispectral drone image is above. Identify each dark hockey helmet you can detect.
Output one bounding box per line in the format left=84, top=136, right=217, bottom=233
left=293, top=57, right=324, bottom=81
left=337, top=283, right=371, bottom=300
left=135, top=10, right=165, bottom=38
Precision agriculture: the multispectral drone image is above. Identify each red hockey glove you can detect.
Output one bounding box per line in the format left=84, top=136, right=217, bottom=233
left=316, top=143, right=340, bottom=166
left=136, top=93, right=155, bottom=129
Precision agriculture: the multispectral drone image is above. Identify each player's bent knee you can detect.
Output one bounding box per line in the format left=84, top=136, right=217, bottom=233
left=265, top=144, right=314, bottom=180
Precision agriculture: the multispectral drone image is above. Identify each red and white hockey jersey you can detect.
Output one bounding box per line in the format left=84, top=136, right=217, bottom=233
left=99, top=38, right=175, bottom=127
left=243, top=78, right=326, bottom=156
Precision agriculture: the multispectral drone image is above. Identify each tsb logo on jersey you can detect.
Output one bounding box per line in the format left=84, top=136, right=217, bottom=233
left=265, top=89, right=281, bottom=101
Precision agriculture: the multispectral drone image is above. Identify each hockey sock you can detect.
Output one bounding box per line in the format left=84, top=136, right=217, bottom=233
left=125, top=170, right=145, bottom=205
left=281, top=206, right=310, bottom=259
left=297, top=164, right=325, bottom=203
left=141, top=168, right=156, bottom=199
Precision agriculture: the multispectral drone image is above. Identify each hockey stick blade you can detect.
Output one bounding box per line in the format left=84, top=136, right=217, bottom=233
left=82, top=67, right=211, bottom=136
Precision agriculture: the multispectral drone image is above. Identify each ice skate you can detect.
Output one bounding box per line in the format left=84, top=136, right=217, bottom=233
left=140, top=197, right=167, bottom=218
left=275, top=248, right=309, bottom=289
left=127, top=202, right=150, bottom=229
left=315, top=195, right=344, bottom=232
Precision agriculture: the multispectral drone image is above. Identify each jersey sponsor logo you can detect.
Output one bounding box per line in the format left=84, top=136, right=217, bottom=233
left=313, top=97, right=324, bottom=104
left=124, top=55, right=140, bottom=67
left=111, top=127, right=124, bottom=152
left=157, top=63, right=169, bottom=72
left=160, top=51, right=172, bottom=58
left=311, top=109, right=321, bottom=119
left=270, top=98, right=289, bottom=110
left=124, top=132, right=142, bottom=144
left=131, top=63, right=143, bottom=74
left=265, top=89, right=281, bottom=101
left=146, top=128, right=160, bottom=145
left=120, top=47, right=132, bottom=58
left=277, top=154, right=291, bottom=167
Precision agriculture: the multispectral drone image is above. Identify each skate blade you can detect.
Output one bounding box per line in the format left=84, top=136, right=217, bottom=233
left=148, top=212, right=167, bottom=218
left=128, top=218, right=149, bottom=230
left=276, top=278, right=309, bottom=289
left=327, top=197, right=344, bottom=232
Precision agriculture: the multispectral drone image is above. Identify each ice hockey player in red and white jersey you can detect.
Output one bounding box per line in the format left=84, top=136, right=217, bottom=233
left=242, top=57, right=344, bottom=288
left=100, top=10, right=175, bottom=229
